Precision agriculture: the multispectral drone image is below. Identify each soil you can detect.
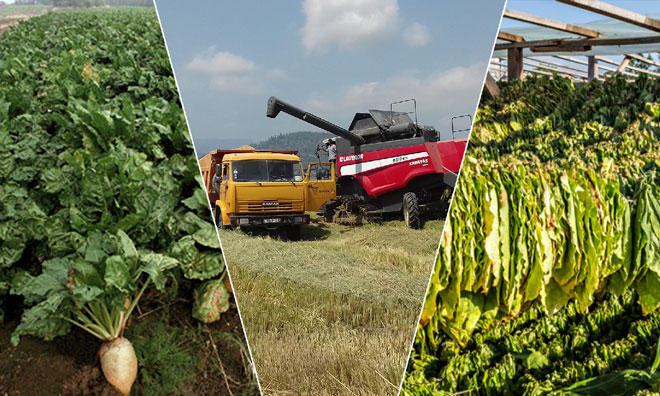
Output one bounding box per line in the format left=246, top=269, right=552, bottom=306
left=0, top=297, right=258, bottom=396
left=0, top=322, right=119, bottom=396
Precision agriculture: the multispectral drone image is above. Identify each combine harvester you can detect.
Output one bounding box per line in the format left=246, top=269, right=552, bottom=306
left=266, top=97, right=468, bottom=228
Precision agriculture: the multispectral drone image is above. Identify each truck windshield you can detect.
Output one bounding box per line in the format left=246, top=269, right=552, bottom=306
left=232, top=160, right=303, bottom=182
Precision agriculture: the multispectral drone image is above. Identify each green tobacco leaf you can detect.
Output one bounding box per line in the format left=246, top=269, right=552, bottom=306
left=555, top=370, right=653, bottom=395
left=524, top=350, right=548, bottom=370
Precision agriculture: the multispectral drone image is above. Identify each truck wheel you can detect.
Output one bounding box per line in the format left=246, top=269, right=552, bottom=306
left=403, top=192, right=421, bottom=229
left=285, top=225, right=302, bottom=241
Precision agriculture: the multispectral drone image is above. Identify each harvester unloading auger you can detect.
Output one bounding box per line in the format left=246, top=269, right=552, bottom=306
left=266, top=96, right=468, bottom=228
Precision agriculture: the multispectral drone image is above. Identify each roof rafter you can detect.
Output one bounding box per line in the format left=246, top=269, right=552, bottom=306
left=503, top=8, right=600, bottom=37
left=556, top=0, right=660, bottom=33
left=498, top=31, right=525, bottom=42
left=494, top=35, right=660, bottom=51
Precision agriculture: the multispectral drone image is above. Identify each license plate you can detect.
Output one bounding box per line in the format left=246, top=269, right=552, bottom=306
left=263, top=218, right=281, bottom=224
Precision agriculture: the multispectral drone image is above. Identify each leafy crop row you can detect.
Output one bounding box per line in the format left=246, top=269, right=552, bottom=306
left=406, top=75, right=660, bottom=395
left=0, top=9, right=228, bottom=392
left=407, top=292, right=660, bottom=395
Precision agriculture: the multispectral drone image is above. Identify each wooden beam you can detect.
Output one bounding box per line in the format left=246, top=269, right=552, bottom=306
left=595, top=63, right=617, bottom=73
left=555, top=55, right=588, bottom=65
left=524, top=68, right=554, bottom=77
left=527, top=56, right=589, bottom=73
left=503, top=8, right=600, bottom=37
left=556, top=0, right=660, bottom=33
left=494, top=35, right=660, bottom=51
left=531, top=45, right=591, bottom=53
left=524, top=60, right=589, bottom=79
left=626, top=53, right=660, bottom=68
left=594, top=56, right=619, bottom=66
left=488, top=67, right=506, bottom=74
left=588, top=56, right=598, bottom=81
left=626, top=64, right=660, bottom=77
left=485, top=72, right=501, bottom=97
left=508, top=47, right=524, bottom=81
left=498, top=31, right=525, bottom=42
left=617, top=57, right=631, bottom=74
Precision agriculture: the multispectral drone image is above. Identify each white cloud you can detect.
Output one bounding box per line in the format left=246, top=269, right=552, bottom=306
left=186, top=48, right=270, bottom=95
left=403, top=23, right=431, bottom=47
left=301, top=0, right=399, bottom=53
left=267, top=68, right=288, bottom=80
left=186, top=49, right=256, bottom=76
left=306, top=63, right=484, bottom=135
left=210, top=76, right=264, bottom=95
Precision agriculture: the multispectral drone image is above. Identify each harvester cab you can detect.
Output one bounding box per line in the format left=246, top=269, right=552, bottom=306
left=266, top=96, right=468, bottom=228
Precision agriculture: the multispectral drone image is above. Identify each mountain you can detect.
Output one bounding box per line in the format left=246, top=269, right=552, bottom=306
left=252, top=131, right=334, bottom=166
left=192, top=131, right=333, bottom=166
left=193, top=138, right=254, bottom=158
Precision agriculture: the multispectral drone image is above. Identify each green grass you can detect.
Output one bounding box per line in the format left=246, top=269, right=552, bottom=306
left=129, top=320, right=197, bottom=396
left=222, top=217, right=443, bottom=396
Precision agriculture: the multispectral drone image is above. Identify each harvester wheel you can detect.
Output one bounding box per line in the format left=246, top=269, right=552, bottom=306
left=403, top=192, right=421, bottom=229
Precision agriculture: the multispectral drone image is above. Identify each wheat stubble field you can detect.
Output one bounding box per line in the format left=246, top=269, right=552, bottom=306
left=221, top=217, right=443, bottom=396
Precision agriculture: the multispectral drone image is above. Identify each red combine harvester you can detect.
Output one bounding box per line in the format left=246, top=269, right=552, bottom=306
left=266, top=97, right=468, bottom=228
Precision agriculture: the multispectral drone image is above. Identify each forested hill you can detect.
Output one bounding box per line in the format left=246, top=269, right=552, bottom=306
left=253, top=131, right=334, bottom=166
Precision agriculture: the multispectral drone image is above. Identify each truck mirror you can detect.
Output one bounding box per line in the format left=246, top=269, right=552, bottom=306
left=215, top=164, right=221, bottom=176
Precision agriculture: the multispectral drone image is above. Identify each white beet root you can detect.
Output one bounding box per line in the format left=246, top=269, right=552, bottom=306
left=99, top=337, right=138, bottom=396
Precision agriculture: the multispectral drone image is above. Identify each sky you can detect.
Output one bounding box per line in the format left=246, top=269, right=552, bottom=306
left=154, top=0, right=506, bottom=147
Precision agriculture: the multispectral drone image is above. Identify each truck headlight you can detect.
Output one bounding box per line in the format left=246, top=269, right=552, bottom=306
left=294, top=217, right=303, bottom=223
left=239, top=218, right=249, bottom=225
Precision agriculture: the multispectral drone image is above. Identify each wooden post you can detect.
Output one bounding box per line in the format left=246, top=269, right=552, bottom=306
left=508, top=47, right=524, bottom=81
left=587, top=56, right=598, bottom=80
left=617, top=56, right=631, bottom=74
left=485, top=72, right=500, bottom=98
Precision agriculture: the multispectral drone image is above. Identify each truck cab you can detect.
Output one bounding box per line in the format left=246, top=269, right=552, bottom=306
left=199, top=147, right=335, bottom=239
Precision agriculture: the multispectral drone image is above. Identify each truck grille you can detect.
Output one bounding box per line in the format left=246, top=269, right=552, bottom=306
left=237, top=200, right=303, bottom=213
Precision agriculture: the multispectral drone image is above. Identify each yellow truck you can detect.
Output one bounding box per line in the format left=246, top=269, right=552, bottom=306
left=199, top=147, right=335, bottom=239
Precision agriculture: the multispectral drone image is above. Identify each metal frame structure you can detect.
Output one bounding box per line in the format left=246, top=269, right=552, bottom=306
left=488, top=0, right=660, bottom=96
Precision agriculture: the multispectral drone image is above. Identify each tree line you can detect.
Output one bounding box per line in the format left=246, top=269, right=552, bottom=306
left=13, top=0, right=153, bottom=7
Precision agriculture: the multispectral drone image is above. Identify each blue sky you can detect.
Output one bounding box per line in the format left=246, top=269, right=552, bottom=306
left=154, top=0, right=506, bottom=147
